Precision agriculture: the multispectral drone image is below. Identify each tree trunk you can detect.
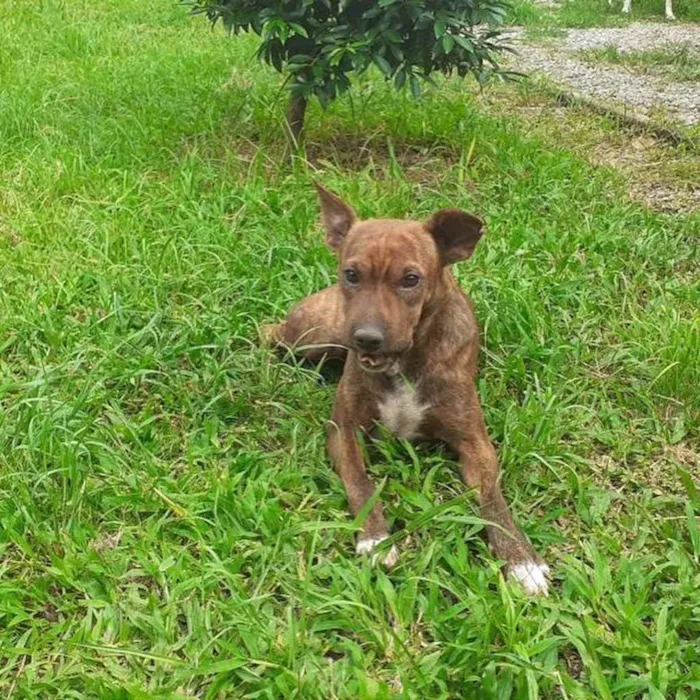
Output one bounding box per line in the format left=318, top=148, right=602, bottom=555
left=286, top=92, right=307, bottom=144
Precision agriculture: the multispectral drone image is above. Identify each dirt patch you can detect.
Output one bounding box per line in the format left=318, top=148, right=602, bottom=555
left=305, top=133, right=460, bottom=184
left=590, top=135, right=700, bottom=211
left=91, top=529, right=123, bottom=553
left=665, top=443, right=700, bottom=471
left=0, top=219, right=22, bottom=246
left=593, top=446, right=696, bottom=502
left=562, top=646, right=584, bottom=680
left=182, top=124, right=462, bottom=187
left=477, top=83, right=700, bottom=213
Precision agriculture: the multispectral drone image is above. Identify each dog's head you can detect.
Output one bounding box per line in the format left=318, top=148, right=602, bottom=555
left=316, top=184, right=484, bottom=373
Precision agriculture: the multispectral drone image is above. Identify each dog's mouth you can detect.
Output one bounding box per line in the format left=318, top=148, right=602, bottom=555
left=357, top=352, right=397, bottom=374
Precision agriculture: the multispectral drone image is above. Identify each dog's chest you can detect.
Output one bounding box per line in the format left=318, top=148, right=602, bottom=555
left=378, top=380, right=429, bottom=440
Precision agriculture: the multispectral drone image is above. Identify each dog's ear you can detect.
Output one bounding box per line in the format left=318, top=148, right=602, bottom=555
left=426, top=209, right=484, bottom=265
left=316, top=183, right=356, bottom=252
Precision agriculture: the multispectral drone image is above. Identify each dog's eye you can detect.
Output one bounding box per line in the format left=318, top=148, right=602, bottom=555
left=344, top=269, right=359, bottom=285
left=400, top=273, right=421, bottom=289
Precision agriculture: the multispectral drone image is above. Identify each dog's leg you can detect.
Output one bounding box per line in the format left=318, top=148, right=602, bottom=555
left=665, top=0, right=675, bottom=19
left=622, top=0, right=632, bottom=13
left=449, top=392, right=550, bottom=595
left=327, top=405, right=399, bottom=568
left=261, top=285, right=347, bottom=363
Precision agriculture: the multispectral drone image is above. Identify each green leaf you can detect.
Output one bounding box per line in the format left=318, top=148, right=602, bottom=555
left=526, top=670, right=538, bottom=700
left=454, top=34, right=474, bottom=52
left=647, top=686, right=666, bottom=700
left=677, top=465, right=699, bottom=507
left=288, top=54, right=314, bottom=65
left=196, top=0, right=510, bottom=118
left=441, top=35, right=455, bottom=53
left=686, top=501, right=700, bottom=557
left=268, top=43, right=283, bottom=72
left=655, top=605, right=668, bottom=655
left=589, top=662, right=613, bottom=700
left=373, top=54, right=393, bottom=77
left=288, top=23, right=308, bottom=38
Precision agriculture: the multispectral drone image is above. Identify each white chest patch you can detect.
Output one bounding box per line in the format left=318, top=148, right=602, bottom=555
left=378, top=381, right=429, bottom=440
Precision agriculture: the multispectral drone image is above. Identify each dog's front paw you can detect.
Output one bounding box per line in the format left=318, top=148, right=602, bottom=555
left=508, top=561, right=551, bottom=597
left=356, top=535, right=400, bottom=569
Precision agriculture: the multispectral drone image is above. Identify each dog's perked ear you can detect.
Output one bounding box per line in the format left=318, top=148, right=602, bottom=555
left=425, top=209, right=484, bottom=265
left=315, top=183, right=356, bottom=252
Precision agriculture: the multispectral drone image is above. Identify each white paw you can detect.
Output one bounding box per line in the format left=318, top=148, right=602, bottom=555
left=509, top=561, right=551, bottom=596
left=356, top=536, right=400, bottom=569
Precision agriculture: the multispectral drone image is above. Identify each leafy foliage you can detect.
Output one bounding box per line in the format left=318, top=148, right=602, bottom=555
left=191, top=0, right=512, bottom=107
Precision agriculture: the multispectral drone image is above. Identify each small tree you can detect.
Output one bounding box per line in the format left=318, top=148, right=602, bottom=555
left=191, top=0, right=511, bottom=141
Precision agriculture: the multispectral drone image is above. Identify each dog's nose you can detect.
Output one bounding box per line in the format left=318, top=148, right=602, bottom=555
left=353, top=326, right=385, bottom=353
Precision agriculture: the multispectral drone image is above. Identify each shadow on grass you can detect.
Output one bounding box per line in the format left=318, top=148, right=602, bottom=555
left=184, top=118, right=466, bottom=187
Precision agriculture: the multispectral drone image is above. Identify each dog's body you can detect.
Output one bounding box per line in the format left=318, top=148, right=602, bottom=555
left=264, top=186, right=550, bottom=595
left=612, top=0, right=675, bottom=20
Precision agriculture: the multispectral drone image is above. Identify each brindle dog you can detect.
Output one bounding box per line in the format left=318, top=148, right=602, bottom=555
left=263, top=185, right=550, bottom=595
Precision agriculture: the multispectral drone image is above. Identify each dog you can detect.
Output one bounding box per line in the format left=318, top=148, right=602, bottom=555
left=263, top=185, right=550, bottom=595
left=612, top=0, right=675, bottom=20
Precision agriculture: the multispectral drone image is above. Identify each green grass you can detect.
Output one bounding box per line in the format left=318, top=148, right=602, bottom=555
left=580, top=43, right=700, bottom=82
left=508, top=0, right=700, bottom=28
left=1, top=0, right=699, bottom=697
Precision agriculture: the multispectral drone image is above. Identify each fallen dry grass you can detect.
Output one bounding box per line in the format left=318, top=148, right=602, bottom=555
left=477, top=80, right=700, bottom=213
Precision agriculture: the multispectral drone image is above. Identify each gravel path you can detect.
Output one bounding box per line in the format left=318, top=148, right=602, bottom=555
left=560, top=22, right=700, bottom=53
left=507, top=23, right=700, bottom=127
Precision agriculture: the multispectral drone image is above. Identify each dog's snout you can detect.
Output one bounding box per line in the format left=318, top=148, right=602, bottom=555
left=353, top=326, right=385, bottom=353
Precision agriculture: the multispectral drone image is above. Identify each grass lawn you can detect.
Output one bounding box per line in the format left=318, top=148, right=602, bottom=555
left=508, top=0, right=700, bottom=27
left=1, top=0, right=699, bottom=697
